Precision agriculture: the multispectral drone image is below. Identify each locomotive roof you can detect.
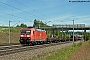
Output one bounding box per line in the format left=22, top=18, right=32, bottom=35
left=35, top=29, right=45, bottom=32
left=27, top=26, right=46, bottom=32
left=21, top=27, right=46, bottom=32
left=27, top=26, right=33, bottom=28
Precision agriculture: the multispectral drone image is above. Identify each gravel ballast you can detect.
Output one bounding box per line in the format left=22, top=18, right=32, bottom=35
left=0, top=41, right=80, bottom=60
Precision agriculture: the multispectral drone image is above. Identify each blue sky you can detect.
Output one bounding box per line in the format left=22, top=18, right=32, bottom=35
left=0, top=0, right=90, bottom=26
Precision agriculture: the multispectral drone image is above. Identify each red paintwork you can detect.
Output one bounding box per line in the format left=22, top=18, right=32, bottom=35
left=20, top=27, right=47, bottom=42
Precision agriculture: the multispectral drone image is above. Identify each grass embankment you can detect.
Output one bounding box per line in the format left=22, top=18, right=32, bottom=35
left=0, top=27, right=20, bottom=44
left=67, top=40, right=90, bottom=60
left=30, top=42, right=82, bottom=60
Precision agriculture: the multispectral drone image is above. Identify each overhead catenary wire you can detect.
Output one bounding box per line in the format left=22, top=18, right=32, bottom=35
left=0, top=4, right=32, bottom=18
left=0, top=0, right=55, bottom=26
left=0, top=11, right=29, bottom=21
left=0, top=1, right=43, bottom=20
left=0, top=1, right=35, bottom=16
left=0, top=1, right=39, bottom=24
left=14, top=0, right=46, bottom=17
left=12, top=21, right=20, bottom=27
left=14, top=0, right=53, bottom=21
left=0, top=2, right=31, bottom=22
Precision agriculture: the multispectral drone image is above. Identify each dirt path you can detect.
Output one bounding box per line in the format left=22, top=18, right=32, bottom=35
left=67, top=41, right=90, bottom=60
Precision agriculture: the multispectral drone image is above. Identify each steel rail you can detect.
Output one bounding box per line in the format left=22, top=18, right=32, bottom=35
left=0, top=41, right=79, bottom=56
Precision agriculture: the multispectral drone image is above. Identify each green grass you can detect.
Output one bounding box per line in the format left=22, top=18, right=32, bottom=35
left=0, top=26, right=21, bottom=33
left=29, top=42, right=82, bottom=60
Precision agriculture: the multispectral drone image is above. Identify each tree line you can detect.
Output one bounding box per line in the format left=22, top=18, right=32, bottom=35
left=16, top=19, right=49, bottom=28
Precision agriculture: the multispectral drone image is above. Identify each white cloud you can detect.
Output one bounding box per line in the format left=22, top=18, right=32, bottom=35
left=72, top=15, right=90, bottom=24
left=45, top=14, right=90, bottom=26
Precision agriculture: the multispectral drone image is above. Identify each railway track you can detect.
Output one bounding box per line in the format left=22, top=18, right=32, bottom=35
left=0, top=41, right=77, bottom=56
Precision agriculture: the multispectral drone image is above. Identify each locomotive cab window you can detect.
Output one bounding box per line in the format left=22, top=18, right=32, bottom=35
left=21, top=30, right=31, bottom=34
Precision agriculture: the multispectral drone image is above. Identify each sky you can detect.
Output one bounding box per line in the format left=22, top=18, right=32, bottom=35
left=0, top=0, right=90, bottom=26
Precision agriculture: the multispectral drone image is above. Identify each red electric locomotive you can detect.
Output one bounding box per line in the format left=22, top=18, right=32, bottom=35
left=19, top=27, right=47, bottom=45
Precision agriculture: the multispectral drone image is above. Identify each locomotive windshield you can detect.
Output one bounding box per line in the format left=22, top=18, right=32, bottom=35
left=21, top=30, right=31, bottom=34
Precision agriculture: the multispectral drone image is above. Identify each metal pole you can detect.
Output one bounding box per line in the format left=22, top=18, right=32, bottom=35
left=81, top=27, right=83, bottom=41
left=8, top=20, right=10, bottom=44
left=39, top=24, right=40, bottom=28
left=62, top=25, right=63, bottom=38
left=61, top=21, right=63, bottom=38
left=72, top=20, right=74, bottom=44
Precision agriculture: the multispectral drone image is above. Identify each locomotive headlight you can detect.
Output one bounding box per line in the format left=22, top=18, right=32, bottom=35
left=20, top=35, right=24, bottom=37
left=27, top=35, right=30, bottom=37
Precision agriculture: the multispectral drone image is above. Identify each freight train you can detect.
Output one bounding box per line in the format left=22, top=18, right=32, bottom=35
left=19, top=27, right=82, bottom=45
